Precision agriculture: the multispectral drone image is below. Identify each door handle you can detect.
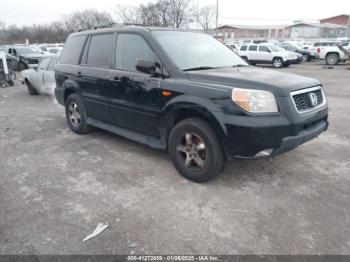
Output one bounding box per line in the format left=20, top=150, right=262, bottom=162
left=111, top=76, right=121, bottom=83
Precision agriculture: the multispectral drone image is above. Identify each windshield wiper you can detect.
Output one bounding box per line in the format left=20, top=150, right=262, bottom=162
left=183, top=66, right=217, bottom=72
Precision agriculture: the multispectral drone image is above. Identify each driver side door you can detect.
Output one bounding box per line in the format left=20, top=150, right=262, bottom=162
left=109, top=33, right=162, bottom=136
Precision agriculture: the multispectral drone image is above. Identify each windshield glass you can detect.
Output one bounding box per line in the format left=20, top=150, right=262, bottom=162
left=17, top=47, right=40, bottom=55
left=268, top=44, right=280, bottom=52
left=152, top=31, right=247, bottom=70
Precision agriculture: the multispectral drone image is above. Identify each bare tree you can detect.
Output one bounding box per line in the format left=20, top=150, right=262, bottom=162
left=198, top=5, right=215, bottom=31
left=166, top=0, right=193, bottom=28
left=63, top=9, right=113, bottom=32
left=115, top=4, right=141, bottom=24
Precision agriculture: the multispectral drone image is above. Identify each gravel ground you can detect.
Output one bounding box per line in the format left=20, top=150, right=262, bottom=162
left=0, top=62, right=349, bottom=255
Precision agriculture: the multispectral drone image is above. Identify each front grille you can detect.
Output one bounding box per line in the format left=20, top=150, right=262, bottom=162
left=291, top=87, right=325, bottom=112
left=28, top=58, right=39, bottom=64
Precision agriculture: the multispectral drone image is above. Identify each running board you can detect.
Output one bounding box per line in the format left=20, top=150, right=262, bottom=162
left=87, top=117, right=166, bottom=150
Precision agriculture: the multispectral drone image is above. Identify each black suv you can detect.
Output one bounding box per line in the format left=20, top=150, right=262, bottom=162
left=55, top=26, right=328, bottom=182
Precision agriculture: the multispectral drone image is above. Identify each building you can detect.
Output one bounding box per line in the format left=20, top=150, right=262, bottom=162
left=320, top=14, right=350, bottom=26
left=286, top=22, right=348, bottom=39
left=215, top=24, right=289, bottom=40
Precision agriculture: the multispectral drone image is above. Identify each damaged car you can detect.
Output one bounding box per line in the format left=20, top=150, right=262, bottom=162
left=8, top=46, right=51, bottom=71
left=21, top=56, right=58, bottom=95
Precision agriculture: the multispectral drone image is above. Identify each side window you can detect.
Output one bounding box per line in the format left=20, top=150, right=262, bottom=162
left=258, top=45, right=269, bottom=52
left=116, top=34, right=156, bottom=72
left=38, top=58, right=51, bottom=70
left=60, top=35, right=87, bottom=65
left=48, top=58, right=57, bottom=71
left=248, top=45, right=257, bottom=51
left=240, top=46, right=247, bottom=51
left=87, top=33, right=114, bottom=67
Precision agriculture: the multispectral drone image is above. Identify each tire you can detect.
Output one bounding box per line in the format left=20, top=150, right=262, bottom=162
left=241, top=56, right=248, bottom=62
left=65, top=93, right=92, bottom=134
left=326, top=53, right=339, bottom=65
left=302, top=54, right=309, bottom=62
left=168, top=118, right=225, bottom=182
left=18, top=63, right=27, bottom=71
left=272, top=57, right=283, bottom=68
left=25, top=80, right=38, bottom=95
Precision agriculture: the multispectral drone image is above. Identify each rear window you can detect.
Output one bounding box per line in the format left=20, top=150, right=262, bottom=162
left=87, top=34, right=114, bottom=67
left=60, top=35, right=86, bottom=65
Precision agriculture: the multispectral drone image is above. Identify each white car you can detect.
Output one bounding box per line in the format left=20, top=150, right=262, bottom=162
left=316, top=45, right=348, bottom=65
left=21, top=56, right=58, bottom=95
left=238, top=43, right=295, bottom=68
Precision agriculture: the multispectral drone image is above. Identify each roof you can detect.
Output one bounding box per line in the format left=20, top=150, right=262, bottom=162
left=286, top=22, right=348, bottom=29
left=216, top=24, right=288, bottom=30
left=320, top=14, right=350, bottom=21
left=71, top=25, right=204, bottom=36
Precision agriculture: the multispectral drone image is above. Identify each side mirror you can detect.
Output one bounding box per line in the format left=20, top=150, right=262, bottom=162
left=135, top=58, right=160, bottom=76
left=33, top=65, right=38, bottom=70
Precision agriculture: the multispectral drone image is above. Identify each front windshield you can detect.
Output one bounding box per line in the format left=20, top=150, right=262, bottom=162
left=152, top=31, right=247, bottom=70
left=17, top=47, right=40, bottom=55
left=268, top=44, right=280, bottom=52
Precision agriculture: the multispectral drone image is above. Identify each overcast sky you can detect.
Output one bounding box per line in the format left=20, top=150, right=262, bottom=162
left=1, top=0, right=350, bottom=26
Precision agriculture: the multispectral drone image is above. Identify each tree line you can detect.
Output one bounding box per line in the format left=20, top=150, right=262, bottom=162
left=0, top=0, right=216, bottom=45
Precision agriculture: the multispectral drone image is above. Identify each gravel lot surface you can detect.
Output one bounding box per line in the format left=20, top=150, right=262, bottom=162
left=1, top=62, right=349, bottom=255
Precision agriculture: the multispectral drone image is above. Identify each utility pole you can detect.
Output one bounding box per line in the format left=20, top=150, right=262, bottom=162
left=215, top=0, right=219, bottom=35
left=196, top=0, right=199, bottom=29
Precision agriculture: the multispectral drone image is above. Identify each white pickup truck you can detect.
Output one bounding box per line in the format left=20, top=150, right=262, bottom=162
left=316, top=44, right=349, bottom=65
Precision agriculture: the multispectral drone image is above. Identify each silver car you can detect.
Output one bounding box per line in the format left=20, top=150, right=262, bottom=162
left=21, top=56, right=58, bottom=95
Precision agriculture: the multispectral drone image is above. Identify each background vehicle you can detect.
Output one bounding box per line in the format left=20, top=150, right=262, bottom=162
left=238, top=43, right=295, bottom=68
left=21, top=56, right=58, bottom=95
left=0, top=50, right=16, bottom=87
left=277, top=42, right=318, bottom=62
left=316, top=45, right=348, bottom=65
left=7, top=46, right=50, bottom=71
left=55, top=27, right=328, bottom=182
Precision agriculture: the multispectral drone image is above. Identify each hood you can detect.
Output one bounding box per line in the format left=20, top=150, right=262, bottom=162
left=185, top=66, right=320, bottom=97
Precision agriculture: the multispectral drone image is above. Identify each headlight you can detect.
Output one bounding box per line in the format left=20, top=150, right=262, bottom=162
left=232, top=88, right=278, bottom=113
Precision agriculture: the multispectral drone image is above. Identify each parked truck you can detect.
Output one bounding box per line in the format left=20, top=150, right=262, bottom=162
left=317, top=45, right=349, bottom=65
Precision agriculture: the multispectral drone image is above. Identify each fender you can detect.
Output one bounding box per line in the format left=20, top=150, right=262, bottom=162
left=160, top=94, right=227, bottom=137
left=61, top=79, right=81, bottom=101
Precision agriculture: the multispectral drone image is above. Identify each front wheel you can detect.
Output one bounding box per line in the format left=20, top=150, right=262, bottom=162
left=65, top=93, right=92, bottom=134
left=273, top=57, right=284, bottom=68
left=168, top=118, right=225, bottom=182
left=25, top=80, right=38, bottom=95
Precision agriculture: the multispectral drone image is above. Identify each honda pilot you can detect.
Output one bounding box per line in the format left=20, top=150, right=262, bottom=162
left=55, top=26, right=328, bottom=182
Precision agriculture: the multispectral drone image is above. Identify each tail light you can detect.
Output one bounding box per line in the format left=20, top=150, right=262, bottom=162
left=317, top=48, right=321, bottom=54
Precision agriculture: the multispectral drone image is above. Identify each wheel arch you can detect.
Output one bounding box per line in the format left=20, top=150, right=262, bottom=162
left=160, top=96, right=227, bottom=150
left=62, top=79, right=81, bottom=103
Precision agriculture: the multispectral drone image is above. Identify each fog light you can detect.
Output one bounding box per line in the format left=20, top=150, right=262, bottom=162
left=255, top=149, right=273, bottom=157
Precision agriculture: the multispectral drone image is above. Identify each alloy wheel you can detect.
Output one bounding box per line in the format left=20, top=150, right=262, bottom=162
left=68, top=101, right=81, bottom=127
left=176, top=132, right=207, bottom=169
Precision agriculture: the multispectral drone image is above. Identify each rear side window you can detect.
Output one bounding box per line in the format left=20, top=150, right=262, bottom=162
left=248, top=45, right=257, bottom=51
left=60, top=35, right=86, bottom=65
left=240, top=46, right=247, bottom=51
left=115, top=34, right=156, bottom=72
left=87, top=34, right=114, bottom=67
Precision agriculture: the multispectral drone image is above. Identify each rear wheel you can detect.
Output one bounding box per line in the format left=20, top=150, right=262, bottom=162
left=326, top=53, right=339, bottom=65
left=25, top=80, right=38, bottom=95
left=168, top=118, right=225, bottom=182
left=65, top=93, right=92, bottom=134
left=273, top=57, right=284, bottom=68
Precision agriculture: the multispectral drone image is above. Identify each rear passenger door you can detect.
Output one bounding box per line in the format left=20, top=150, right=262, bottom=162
left=79, top=33, right=115, bottom=124
left=247, top=45, right=258, bottom=61
left=108, top=33, right=162, bottom=136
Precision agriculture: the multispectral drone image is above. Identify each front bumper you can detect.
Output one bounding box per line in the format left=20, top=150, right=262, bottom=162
left=221, top=103, right=328, bottom=159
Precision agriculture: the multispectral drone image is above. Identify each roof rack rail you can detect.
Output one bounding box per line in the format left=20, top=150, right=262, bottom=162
left=77, top=23, right=150, bottom=32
